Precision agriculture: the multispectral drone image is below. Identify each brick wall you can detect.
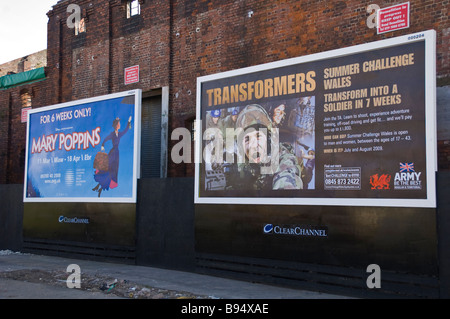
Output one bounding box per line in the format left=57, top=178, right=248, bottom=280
left=0, top=50, right=48, bottom=181
left=167, top=0, right=450, bottom=176
left=0, top=0, right=449, bottom=182
left=0, top=76, right=52, bottom=183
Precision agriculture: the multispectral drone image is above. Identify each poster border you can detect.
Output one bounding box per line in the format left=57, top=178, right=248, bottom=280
left=194, top=30, right=437, bottom=208
left=23, top=89, right=142, bottom=203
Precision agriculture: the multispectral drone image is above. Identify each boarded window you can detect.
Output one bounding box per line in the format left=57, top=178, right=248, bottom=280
left=21, top=92, right=32, bottom=108
left=140, top=95, right=162, bottom=178
left=75, top=18, right=86, bottom=35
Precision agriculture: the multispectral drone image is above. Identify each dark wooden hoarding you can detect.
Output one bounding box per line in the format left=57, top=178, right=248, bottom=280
left=23, top=90, right=141, bottom=248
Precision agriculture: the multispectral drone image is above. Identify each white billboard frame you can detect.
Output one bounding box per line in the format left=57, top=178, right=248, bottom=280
left=195, top=30, right=437, bottom=208
left=23, top=89, right=142, bottom=203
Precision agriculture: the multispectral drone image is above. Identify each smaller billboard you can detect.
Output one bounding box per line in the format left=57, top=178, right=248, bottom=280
left=23, top=90, right=142, bottom=203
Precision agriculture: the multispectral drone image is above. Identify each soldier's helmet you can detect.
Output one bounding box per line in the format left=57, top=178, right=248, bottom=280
left=235, top=104, right=272, bottom=132
left=211, top=109, right=221, bottom=118
left=235, top=104, right=274, bottom=163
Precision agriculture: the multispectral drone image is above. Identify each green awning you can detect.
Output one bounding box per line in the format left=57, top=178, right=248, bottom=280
left=0, top=67, right=46, bottom=89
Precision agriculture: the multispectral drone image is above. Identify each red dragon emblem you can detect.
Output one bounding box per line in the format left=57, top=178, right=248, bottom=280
left=370, top=174, right=391, bottom=189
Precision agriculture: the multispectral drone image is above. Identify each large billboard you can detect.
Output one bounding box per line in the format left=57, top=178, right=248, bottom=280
left=24, top=90, right=142, bottom=203
left=195, top=30, right=436, bottom=208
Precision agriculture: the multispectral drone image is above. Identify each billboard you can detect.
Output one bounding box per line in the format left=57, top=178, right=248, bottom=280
left=24, top=90, right=141, bottom=203
left=195, top=31, right=436, bottom=208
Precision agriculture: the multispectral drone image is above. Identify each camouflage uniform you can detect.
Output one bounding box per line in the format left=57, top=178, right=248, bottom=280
left=222, top=109, right=238, bottom=130
left=230, top=104, right=304, bottom=190
left=204, top=109, right=226, bottom=190
left=206, top=109, right=225, bottom=133
left=272, top=142, right=304, bottom=190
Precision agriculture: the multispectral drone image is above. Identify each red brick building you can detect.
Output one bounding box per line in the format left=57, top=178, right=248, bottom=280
left=0, top=0, right=449, bottom=184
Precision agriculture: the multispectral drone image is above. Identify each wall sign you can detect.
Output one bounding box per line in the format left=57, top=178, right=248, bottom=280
left=21, top=107, right=32, bottom=123
left=125, top=65, right=140, bottom=85
left=377, top=2, right=410, bottom=34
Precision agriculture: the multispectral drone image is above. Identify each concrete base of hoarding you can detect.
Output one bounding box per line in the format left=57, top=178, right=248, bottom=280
left=1, top=173, right=450, bottom=298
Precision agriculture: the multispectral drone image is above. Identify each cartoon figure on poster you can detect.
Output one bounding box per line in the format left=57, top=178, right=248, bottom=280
left=92, top=116, right=132, bottom=197
left=203, top=97, right=315, bottom=191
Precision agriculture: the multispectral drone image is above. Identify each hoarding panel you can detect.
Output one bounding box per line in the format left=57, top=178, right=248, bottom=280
left=23, top=90, right=142, bottom=203
left=195, top=31, right=436, bottom=208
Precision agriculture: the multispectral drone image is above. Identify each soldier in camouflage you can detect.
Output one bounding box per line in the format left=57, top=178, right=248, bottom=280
left=272, top=142, right=304, bottom=190
left=206, top=109, right=224, bottom=132
left=229, top=104, right=304, bottom=190
left=222, top=108, right=239, bottom=129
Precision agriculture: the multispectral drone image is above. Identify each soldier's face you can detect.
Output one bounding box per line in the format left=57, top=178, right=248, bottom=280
left=212, top=117, right=219, bottom=124
left=243, top=130, right=268, bottom=163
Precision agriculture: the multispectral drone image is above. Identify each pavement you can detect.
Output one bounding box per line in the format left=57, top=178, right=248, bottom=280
left=0, top=250, right=352, bottom=300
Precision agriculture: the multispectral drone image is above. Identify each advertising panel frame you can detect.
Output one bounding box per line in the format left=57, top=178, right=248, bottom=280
left=195, top=30, right=436, bottom=208
left=23, top=89, right=142, bottom=204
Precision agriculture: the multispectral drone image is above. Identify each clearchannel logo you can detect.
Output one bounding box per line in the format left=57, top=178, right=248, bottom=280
left=58, top=216, right=90, bottom=224
left=263, top=224, right=274, bottom=233
left=263, top=224, right=328, bottom=237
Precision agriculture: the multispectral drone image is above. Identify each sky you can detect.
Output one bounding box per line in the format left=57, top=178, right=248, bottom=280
left=0, top=0, right=57, bottom=65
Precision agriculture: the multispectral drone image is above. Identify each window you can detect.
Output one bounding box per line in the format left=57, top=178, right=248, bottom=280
left=75, top=18, right=86, bottom=35
left=21, top=92, right=32, bottom=108
left=20, top=91, right=32, bottom=123
left=127, top=0, right=140, bottom=18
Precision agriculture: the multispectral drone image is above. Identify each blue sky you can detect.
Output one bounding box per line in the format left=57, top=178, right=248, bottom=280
left=0, top=0, right=57, bottom=64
